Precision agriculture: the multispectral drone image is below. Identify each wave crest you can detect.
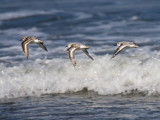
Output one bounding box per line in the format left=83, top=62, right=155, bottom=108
left=0, top=55, right=160, bottom=98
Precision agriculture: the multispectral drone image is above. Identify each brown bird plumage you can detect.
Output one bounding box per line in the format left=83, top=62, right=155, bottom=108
left=66, top=43, right=94, bottom=67
left=21, top=36, right=47, bottom=59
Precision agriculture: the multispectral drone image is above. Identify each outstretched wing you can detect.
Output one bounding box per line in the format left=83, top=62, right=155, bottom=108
left=82, top=49, right=94, bottom=61
left=67, top=47, right=77, bottom=67
left=38, top=43, right=48, bottom=51
left=112, top=45, right=127, bottom=58
left=21, top=39, right=32, bottom=59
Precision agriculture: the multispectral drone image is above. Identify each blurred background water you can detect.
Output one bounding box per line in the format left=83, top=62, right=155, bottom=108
left=1, top=0, right=160, bottom=119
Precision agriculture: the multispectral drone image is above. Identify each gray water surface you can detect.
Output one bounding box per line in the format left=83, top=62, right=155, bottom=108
left=0, top=93, right=160, bottom=120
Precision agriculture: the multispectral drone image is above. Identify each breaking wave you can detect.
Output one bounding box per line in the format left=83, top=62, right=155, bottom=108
left=0, top=54, right=160, bottom=98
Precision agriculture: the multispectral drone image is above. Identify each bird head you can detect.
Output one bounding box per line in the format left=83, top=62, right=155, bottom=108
left=21, top=36, right=29, bottom=41
left=80, top=44, right=90, bottom=49
left=131, top=42, right=139, bottom=48
left=66, top=43, right=73, bottom=48
left=117, top=42, right=123, bottom=47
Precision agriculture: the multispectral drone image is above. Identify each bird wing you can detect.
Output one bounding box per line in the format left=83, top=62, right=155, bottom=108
left=21, top=39, right=32, bottom=59
left=38, top=43, right=48, bottom=51
left=82, top=49, right=94, bottom=61
left=112, top=45, right=127, bottom=58
left=67, top=47, right=77, bottom=67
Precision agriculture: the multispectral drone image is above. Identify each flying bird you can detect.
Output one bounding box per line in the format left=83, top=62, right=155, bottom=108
left=112, top=41, right=139, bottom=58
left=66, top=43, right=94, bottom=67
left=21, top=36, right=47, bottom=59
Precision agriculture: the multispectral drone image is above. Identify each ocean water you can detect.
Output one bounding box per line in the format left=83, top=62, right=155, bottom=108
left=1, top=0, right=160, bottom=119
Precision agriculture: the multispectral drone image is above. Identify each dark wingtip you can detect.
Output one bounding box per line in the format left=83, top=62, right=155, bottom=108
left=43, top=45, right=48, bottom=52
left=39, top=43, right=48, bottom=52
left=111, top=55, right=115, bottom=59
left=73, top=64, right=76, bottom=67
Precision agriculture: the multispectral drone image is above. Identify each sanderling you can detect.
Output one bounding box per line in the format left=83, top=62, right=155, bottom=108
left=66, top=43, right=94, bottom=67
left=21, top=36, right=47, bottom=59
left=112, top=41, right=139, bottom=58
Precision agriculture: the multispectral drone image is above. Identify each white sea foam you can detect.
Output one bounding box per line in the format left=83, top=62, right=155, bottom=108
left=0, top=54, right=160, bottom=98
left=0, top=27, right=47, bottom=37
left=0, top=10, right=60, bottom=21
left=130, top=16, right=139, bottom=21
left=74, top=12, right=92, bottom=20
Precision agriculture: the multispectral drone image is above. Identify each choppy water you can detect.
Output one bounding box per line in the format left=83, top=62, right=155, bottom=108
left=1, top=0, right=160, bottom=119
left=1, top=94, right=160, bottom=120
